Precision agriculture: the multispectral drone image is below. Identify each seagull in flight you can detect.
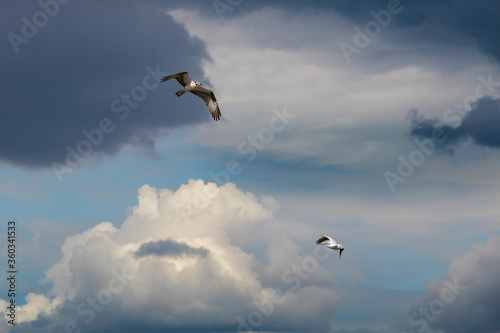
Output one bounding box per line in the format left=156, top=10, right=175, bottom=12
left=161, top=72, right=221, bottom=121
left=316, top=235, right=344, bottom=259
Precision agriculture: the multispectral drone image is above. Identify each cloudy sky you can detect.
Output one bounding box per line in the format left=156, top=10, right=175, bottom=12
left=1, top=0, right=500, bottom=332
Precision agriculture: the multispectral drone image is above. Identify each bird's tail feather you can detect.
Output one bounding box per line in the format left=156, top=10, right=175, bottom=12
left=176, top=89, right=185, bottom=97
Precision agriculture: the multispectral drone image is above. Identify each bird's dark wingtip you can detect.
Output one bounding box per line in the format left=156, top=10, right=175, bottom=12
left=316, top=235, right=326, bottom=244
left=212, top=109, right=221, bottom=121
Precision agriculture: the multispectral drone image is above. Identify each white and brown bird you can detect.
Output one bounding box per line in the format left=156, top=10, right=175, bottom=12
left=316, top=235, right=344, bottom=259
left=161, top=72, right=221, bottom=121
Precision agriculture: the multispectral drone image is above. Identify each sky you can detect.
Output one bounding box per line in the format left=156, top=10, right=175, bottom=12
left=1, top=0, right=500, bottom=332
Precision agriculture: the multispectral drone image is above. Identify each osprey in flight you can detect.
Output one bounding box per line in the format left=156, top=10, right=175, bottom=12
left=161, top=72, right=221, bottom=121
left=316, top=235, right=345, bottom=259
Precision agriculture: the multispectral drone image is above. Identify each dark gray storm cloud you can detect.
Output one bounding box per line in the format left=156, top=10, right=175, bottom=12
left=2, top=0, right=499, bottom=172
left=307, top=0, right=500, bottom=64
left=410, top=97, right=500, bottom=151
left=0, top=1, right=211, bottom=170
left=134, top=238, right=208, bottom=257
left=394, top=235, right=500, bottom=333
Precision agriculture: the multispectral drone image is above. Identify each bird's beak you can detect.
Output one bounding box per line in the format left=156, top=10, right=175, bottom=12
left=339, top=248, right=344, bottom=259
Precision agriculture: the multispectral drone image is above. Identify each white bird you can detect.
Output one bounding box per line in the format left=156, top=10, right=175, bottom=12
left=316, top=235, right=344, bottom=259
left=161, top=72, right=221, bottom=121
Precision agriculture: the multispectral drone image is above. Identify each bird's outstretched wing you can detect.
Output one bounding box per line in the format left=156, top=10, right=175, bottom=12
left=191, top=87, right=221, bottom=121
left=161, top=72, right=192, bottom=87
left=316, top=235, right=335, bottom=245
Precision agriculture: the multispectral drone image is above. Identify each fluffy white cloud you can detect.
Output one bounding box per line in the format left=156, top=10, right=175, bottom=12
left=1, top=180, right=339, bottom=332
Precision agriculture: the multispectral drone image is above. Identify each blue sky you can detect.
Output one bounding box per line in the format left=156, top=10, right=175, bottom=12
left=1, top=1, right=500, bottom=332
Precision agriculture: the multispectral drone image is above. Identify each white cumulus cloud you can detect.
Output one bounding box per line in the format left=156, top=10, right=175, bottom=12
left=2, top=179, right=340, bottom=332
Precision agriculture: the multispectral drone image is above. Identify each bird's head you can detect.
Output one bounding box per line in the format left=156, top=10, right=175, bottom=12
left=196, top=82, right=202, bottom=87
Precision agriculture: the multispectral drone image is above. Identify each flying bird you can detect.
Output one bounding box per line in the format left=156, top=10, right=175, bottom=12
left=161, top=72, right=221, bottom=121
left=316, top=235, right=344, bottom=259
